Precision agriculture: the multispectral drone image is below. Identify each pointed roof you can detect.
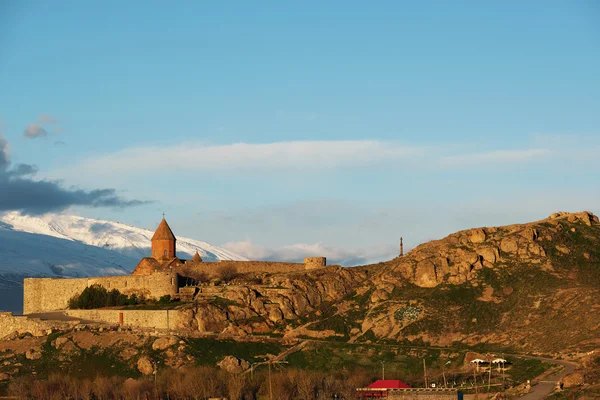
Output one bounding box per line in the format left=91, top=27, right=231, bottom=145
left=192, top=251, right=202, bottom=262
left=151, top=218, right=176, bottom=241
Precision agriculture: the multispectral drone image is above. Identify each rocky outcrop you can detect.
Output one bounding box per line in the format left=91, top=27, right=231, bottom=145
left=375, top=211, right=599, bottom=288
left=152, top=336, right=178, bottom=351
left=217, top=355, right=250, bottom=373
left=137, top=356, right=154, bottom=375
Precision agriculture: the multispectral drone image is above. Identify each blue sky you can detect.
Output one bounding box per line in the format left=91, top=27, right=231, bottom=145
left=1, top=1, right=599, bottom=264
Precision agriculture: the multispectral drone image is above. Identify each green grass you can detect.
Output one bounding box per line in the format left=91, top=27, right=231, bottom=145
left=5, top=335, right=139, bottom=381
left=184, top=337, right=287, bottom=365
left=284, top=341, right=448, bottom=382
left=209, top=296, right=242, bottom=308
left=505, top=358, right=552, bottom=384
left=306, top=315, right=349, bottom=336
left=64, top=346, right=140, bottom=378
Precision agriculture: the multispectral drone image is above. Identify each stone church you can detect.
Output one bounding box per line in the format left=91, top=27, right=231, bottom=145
left=132, top=218, right=202, bottom=276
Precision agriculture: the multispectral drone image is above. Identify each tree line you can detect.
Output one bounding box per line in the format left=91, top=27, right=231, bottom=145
left=7, top=366, right=375, bottom=399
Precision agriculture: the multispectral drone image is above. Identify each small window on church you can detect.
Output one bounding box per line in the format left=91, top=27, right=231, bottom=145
left=164, top=250, right=167, bottom=257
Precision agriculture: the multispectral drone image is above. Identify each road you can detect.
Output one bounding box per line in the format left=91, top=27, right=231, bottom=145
left=512, top=355, right=577, bottom=400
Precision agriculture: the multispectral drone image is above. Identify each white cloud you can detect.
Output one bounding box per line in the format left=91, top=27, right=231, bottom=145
left=52, top=140, right=428, bottom=178
left=442, top=148, right=552, bottom=166
left=221, top=240, right=397, bottom=266
left=51, top=140, right=566, bottom=183
left=37, top=114, right=59, bottom=125
left=23, top=124, right=48, bottom=139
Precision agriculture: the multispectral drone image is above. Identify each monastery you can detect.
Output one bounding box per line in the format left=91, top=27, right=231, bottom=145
left=23, top=218, right=327, bottom=314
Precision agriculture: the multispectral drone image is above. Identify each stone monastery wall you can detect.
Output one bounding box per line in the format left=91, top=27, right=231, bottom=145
left=23, top=273, right=177, bottom=315
left=183, top=257, right=327, bottom=276
left=0, top=312, right=78, bottom=339
left=65, top=309, right=189, bottom=330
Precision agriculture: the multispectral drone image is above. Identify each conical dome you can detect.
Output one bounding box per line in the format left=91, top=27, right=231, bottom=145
left=151, top=218, right=176, bottom=241
left=192, top=251, right=202, bottom=262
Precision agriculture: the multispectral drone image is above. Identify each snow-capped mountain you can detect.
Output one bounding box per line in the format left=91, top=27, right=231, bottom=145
left=0, top=212, right=246, bottom=278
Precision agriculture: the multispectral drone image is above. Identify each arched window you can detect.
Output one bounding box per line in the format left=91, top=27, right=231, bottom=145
left=164, top=250, right=167, bottom=257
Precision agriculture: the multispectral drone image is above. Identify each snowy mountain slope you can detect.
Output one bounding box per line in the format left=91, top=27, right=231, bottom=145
left=0, top=212, right=247, bottom=265
left=0, top=226, right=135, bottom=277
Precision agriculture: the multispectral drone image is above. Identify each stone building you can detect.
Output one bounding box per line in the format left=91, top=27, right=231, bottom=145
left=132, top=218, right=184, bottom=275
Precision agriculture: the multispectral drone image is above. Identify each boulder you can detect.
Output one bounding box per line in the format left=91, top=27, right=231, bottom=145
left=479, top=247, right=498, bottom=264
left=370, top=289, right=390, bottom=303
left=500, top=238, right=519, bottom=254
left=521, top=228, right=538, bottom=241
left=265, top=304, right=284, bottom=323
left=555, top=245, right=570, bottom=255
left=0, top=373, right=9, bottom=381
left=414, top=260, right=438, bottom=288
left=137, top=356, right=154, bottom=375
left=54, top=336, right=69, bottom=349
left=217, top=355, right=250, bottom=374
left=195, top=304, right=229, bottom=333
left=528, top=243, right=546, bottom=257
left=562, top=370, right=585, bottom=387
left=470, top=229, right=486, bottom=244
left=152, top=336, right=178, bottom=351
left=25, top=349, right=42, bottom=360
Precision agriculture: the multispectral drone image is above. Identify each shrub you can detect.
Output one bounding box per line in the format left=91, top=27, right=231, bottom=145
left=68, top=284, right=139, bottom=309
left=158, top=295, right=171, bottom=304
left=217, top=265, right=239, bottom=283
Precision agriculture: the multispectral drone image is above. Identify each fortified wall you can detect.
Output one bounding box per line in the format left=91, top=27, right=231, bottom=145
left=23, top=273, right=178, bottom=315
left=181, top=257, right=327, bottom=276
left=65, top=309, right=189, bottom=330
left=0, top=312, right=78, bottom=339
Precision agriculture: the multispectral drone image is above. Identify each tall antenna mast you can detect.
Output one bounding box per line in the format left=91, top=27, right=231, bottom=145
left=400, top=237, right=404, bottom=257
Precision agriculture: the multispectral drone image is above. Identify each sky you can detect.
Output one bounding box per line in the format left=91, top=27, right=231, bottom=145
left=1, top=1, right=599, bottom=265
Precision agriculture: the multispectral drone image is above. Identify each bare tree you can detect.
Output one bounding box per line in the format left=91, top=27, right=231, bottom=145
left=218, top=264, right=239, bottom=283
left=293, top=370, right=316, bottom=400
left=227, top=373, right=247, bottom=400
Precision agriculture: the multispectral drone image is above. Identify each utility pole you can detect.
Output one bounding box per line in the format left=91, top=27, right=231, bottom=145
left=423, top=358, right=428, bottom=388
left=268, top=361, right=273, bottom=400
left=267, top=359, right=287, bottom=400
left=473, top=366, right=479, bottom=400
left=502, top=361, right=506, bottom=392
left=443, top=361, right=450, bottom=388
left=488, top=358, right=492, bottom=395
left=381, top=361, right=386, bottom=380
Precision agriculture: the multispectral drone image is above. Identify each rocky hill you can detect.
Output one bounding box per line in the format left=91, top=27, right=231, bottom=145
left=169, top=211, right=599, bottom=355
left=1, top=211, right=598, bottom=396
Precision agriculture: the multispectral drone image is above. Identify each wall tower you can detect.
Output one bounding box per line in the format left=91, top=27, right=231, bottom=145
left=151, top=218, right=176, bottom=259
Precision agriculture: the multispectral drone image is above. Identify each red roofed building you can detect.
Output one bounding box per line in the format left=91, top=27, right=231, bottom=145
left=356, top=380, right=411, bottom=397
